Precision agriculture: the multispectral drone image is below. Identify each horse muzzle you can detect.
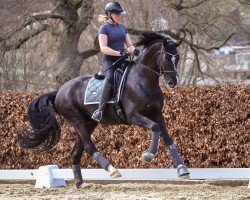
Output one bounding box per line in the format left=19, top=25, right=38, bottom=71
left=165, top=75, right=178, bottom=88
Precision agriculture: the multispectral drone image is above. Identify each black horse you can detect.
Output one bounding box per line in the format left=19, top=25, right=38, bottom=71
left=18, top=32, right=190, bottom=188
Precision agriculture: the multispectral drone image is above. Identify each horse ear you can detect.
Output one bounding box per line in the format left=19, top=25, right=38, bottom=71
left=177, top=39, right=183, bottom=47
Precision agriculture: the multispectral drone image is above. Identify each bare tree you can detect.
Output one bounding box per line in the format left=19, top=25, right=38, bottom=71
left=0, top=0, right=98, bottom=88
left=164, top=0, right=249, bottom=84
left=0, top=0, right=248, bottom=90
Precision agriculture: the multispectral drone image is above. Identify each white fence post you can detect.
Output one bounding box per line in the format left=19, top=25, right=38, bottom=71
left=35, top=165, right=66, bottom=188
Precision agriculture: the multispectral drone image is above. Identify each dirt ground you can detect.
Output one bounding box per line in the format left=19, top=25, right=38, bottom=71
left=0, top=180, right=249, bottom=200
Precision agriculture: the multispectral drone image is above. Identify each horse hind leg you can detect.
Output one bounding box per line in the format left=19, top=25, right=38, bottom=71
left=72, top=121, right=121, bottom=183
left=88, top=138, right=121, bottom=178
left=92, top=152, right=121, bottom=178
left=71, top=135, right=89, bottom=188
left=69, top=119, right=98, bottom=188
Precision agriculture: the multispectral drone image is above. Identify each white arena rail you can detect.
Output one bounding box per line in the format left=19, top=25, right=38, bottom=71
left=0, top=165, right=249, bottom=188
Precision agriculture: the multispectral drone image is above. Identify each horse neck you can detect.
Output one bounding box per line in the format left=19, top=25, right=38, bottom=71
left=133, top=43, right=162, bottom=85
left=140, top=42, right=161, bottom=69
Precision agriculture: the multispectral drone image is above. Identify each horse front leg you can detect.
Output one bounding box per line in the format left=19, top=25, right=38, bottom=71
left=157, top=115, right=190, bottom=179
left=131, top=113, right=161, bottom=163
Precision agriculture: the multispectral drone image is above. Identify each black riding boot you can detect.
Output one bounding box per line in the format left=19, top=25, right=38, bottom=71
left=92, top=78, right=112, bottom=122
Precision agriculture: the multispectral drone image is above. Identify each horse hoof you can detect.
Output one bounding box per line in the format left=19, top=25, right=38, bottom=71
left=110, top=169, right=122, bottom=178
left=177, top=164, right=190, bottom=179
left=180, top=174, right=190, bottom=180
left=77, top=182, right=93, bottom=189
left=108, top=165, right=122, bottom=178
left=141, top=151, right=155, bottom=163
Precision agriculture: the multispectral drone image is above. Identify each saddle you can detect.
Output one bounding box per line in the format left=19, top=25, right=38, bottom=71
left=84, top=60, right=132, bottom=123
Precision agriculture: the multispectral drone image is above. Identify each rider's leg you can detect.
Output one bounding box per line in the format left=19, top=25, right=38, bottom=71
left=92, top=59, right=115, bottom=122
left=92, top=78, right=112, bottom=122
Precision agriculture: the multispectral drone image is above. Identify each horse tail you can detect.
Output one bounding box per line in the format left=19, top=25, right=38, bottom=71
left=18, top=91, right=61, bottom=154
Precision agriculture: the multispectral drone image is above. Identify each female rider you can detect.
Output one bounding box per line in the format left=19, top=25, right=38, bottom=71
left=92, top=2, right=139, bottom=122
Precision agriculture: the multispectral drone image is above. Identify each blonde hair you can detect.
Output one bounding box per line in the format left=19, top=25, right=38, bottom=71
left=98, top=14, right=109, bottom=24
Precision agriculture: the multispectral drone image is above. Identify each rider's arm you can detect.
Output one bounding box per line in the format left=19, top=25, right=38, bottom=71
left=125, top=33, right=135, bottom=54
left=99, top=34, right=121, bottom=56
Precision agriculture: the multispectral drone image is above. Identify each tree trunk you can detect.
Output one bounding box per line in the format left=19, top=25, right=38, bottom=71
left=55, top=0, right=94, bottom=88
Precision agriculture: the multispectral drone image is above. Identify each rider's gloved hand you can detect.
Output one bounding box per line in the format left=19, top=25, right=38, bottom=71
left=119, top=50, right=130, bottom=59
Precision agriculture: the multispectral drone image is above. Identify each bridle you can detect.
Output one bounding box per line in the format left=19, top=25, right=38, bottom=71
left=158, top=45, right=179, bottom=77
left=135, top=44, right=179, bottom=77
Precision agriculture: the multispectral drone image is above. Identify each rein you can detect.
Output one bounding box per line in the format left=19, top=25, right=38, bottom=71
left=101, top=56, right=125, bottom=74
left=134, top=61, right=161, bottom=76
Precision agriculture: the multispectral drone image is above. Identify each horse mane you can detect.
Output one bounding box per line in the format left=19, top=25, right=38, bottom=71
left=135, top=31, right=170, bottom=48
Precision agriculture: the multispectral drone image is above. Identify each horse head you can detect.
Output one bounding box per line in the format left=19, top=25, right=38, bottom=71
left=135, top=32, right=182, bottom=88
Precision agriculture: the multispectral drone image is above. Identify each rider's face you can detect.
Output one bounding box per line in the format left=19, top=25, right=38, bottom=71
left=110, top=12, right=121, bottom=23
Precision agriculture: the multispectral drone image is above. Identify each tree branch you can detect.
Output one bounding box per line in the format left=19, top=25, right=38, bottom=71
left=77, top=0, right=94, bottom=31
left=26, top=11, right=66, bottom=21
left=0, top=11, right=64, bottom=42
left=238, top=0, right=250, bottom=6
left=0, top=24, right=48, bottom=51
left=179, top=28, right=237, bottom=51
left=165, top=0, right=208, bottom=11
left=56, top=0, right=83, bottom=10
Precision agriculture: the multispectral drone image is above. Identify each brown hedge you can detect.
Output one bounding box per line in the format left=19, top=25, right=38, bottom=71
left=0, top=84, right=249, bottom=169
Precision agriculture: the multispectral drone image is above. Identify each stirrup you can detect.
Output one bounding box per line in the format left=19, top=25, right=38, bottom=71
left=92, top=110, right=103, bottom=122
